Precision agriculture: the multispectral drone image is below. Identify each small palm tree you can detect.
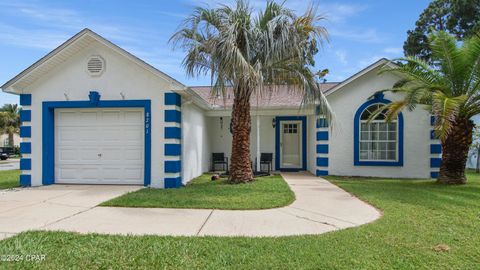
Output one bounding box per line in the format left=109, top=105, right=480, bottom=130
left=171, top=0, right=331, bottom=183
left=0, top=104, right=20, bottom=147
left=379, top=31, right=480, bottom=184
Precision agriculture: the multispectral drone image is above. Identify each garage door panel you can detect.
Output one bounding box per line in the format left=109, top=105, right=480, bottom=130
left=58, top=148, right=78, bottom=161
left=55, top=108, right=144, bottom=185
left=125, top=148, right=143, bottom=160
left=125, top=111, right=143, bottom=122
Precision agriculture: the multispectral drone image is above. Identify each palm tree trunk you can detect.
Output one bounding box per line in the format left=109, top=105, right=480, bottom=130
left=437, top=118, right=474, bottom=184
left=229, top=92, right=254, bottom=183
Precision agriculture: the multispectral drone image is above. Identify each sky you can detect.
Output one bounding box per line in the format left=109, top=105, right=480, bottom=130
left=0, top=0, right=431, bottom=105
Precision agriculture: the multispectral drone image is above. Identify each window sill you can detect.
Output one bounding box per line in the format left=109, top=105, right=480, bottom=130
left=354, top=161, right=403, bottom=167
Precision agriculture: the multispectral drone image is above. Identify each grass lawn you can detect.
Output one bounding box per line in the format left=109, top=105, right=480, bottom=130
left=101, top=174, right=295, bottom=210
left=1, top=171, right=479, bottom=269
left=0, top=169, right=19, bottom=189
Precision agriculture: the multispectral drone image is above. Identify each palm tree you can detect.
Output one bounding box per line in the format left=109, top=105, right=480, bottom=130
left=171, top=0, right=331, bottom=183
left=379, top=31, right=480, bottom=184
left=0, top=104, right=20, bottom=147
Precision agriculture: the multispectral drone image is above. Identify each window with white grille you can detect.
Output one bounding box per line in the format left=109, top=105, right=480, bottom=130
left=359, top=104, right=398, bottom=161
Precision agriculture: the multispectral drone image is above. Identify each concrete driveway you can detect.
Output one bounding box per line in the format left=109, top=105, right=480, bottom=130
left=0, top=173, right=381, bottom=239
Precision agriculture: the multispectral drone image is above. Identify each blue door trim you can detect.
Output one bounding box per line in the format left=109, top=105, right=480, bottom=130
left=42, top=99, right=151, bottom=186
left=275, top=116, right=307, bottom=171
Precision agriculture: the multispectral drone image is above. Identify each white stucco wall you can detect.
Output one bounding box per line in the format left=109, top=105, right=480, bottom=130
left=181, top=102, right=210, bottom=183
left=326, top=66, right=432, bottom=178
left=307, top=115, right=316, bottom=174
left=21, top=40, right=178, bottom=187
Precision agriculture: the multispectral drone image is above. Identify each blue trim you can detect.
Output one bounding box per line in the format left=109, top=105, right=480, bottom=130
left=316, top=144, right=329, bottom=154
left=165, top=144, right=181, bottom=156
left=353, top=95, right=404, bottom=167
left=165, top=127, right=181, bottom=139
left=316, top=118, right=329, bottom=128
left=430, top=130, right=438, bottom=140
left=19, top=126, right=31, bottom=138
left=164, top=177, right=182, bottom=188
left=165, top=110, right=181, bottom=123
left=165, top=160, right=181, bottom=173
left=165, top=93, right=182, bottom=107
left=430, top=171, right=439, bottom=178
left=20, top=94, right=32, bottom=106
left=20, top=158, right=31, bottom=170
left=20, top=142, right=31, bottom=154
left=275, top=116, right=307, bottom=171
left=430, top=158, right=442, bottom=168
left=88, top=91, right=101, bottom=104
left=316, top=131, right=329, bottom=141
left=316, top=157, right=329, bottom=167
left=42, top=99, right=151, bottom=186
left=430, top=144, right=442, bottom=154
left=19, top=175, right=31, bottom=187
left=430, top=116, right=436, bottom=126
left=20, top=110, right=31, bottom=122
left=316, top=170, right=328, bottom=176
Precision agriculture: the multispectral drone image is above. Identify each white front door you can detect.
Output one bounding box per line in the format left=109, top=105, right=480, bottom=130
left=280, top=121, right=302, bottom=168
left=55, top=108, right=144, bottom=185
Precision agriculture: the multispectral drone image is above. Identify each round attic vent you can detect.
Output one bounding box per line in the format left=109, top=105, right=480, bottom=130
left=86, top=55, right=105, bottom=76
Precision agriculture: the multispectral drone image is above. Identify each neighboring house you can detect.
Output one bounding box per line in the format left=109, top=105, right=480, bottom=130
left=0, top=133, right=20, bottom=147
left=467, top=115, right=479, bottom=169
left=0, top=29, right=438, bottom=188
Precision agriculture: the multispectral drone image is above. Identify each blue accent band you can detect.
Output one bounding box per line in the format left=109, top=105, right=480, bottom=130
left=42, top=99, right=152, bottom=186
left=20, top=158, right=31, bottom=170
left=430, top=130, right=438, bottom=140
left=354, top=95, right=404, bottom=167
left=430, top=171, right=439, bottom=178
left=316, top=131, right=329, bottom=141
left=316, top=144, right=329, bottom=154
left=165, top=144, right=181, bottom=156
left=165, top=127, right=181, bottom=139
left=164, top=177, right=182, bottom=188
left=20, top=110, right=31, bottom=122
left=316, top=170, right=328, bottom=176
left=165, top=160, right=182, bottom=173
left=19, top=175, right=31, bottom=186
left=316, top=157, right=329, bottom=167
left=430, top=116, right=436, bottom=126
left=165, top=110, right=181, bottom=123
left=275, top=116, right=307, bottom=171
left=20, top=94, right=32, bottom=106
left=316, top=118, right=329, bottom=128
left=430, top=158, right=441, bottom=168
left=20, top=126, right=31, bottom=138
left=430, top=144, right=442, bottom=154
left=165, top=93, right=182, bottom=107
left=20, top=142, right=31, bottom=154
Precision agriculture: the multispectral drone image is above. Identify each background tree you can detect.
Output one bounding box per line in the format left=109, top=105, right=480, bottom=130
left=404, top=0, right=480, bottom=63
left=171, top=0, right=331, bottom=183
left=0, top=104, right=20, bottom=147
left=379, top=31, right=480, bottom=184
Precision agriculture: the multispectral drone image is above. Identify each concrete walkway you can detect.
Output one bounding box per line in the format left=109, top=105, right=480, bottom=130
left=0, top=172, right=380, bottom=239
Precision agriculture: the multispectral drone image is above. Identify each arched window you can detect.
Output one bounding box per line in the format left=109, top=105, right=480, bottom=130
left=354, top=94, right=403, bottom=166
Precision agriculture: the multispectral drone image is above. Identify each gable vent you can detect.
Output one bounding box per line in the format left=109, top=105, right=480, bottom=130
left=86, top=55, right=105, bottom=76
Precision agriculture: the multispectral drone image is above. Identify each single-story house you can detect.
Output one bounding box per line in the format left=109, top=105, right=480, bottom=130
left=1, top=29, right=441, bottom=188
left=0, top=133, right=20, bottom=147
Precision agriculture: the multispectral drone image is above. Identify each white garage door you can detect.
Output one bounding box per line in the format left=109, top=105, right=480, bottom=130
left=55, top=108, right=144, bottom=185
